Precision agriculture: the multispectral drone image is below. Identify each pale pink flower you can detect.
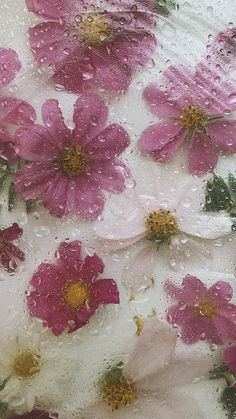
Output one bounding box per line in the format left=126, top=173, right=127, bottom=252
left=94, top=174, right=233, bottom=292
left=26, top=0, right=156, bottom=93
left=14, top=93, right=130, bottom=220
left=139, top=62, right=236, bottom=176
left=165, top=275, right=236, bottom=345
left=81, top=318, right=208, bottom=418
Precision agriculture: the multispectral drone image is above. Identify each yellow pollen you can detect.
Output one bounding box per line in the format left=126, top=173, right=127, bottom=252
left=12, top=351, right=41, bottom=379
left=102, top=379, right=137, bottom=411
left=195, top=300, right=216, bottom=319
left=180, top=106, right=205, bottom=129
left=63, top=281, right=90, bottom=311
left=145, top=209, right=178, bottom=237
left=78, top=14, right=111, bottom=46
left=59, top=145, right=87, bottom=177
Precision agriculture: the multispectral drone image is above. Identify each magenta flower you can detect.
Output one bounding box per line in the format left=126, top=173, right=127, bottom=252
left=0, top=48, right=35, bottom=164
left=14, top=93, right=130, bottom=220
left=224, top=346, right=236, bottom=373
left=165, top=275, right=236, bottom=344
left=27, top=240, right=120, bottom=336
left=0, top=223, right=25, bottom=272
left=139, top=63, right=236, bottom=176
left=9, top=411, right=58, bottom=419
left=25, top=0, right=156, bottom=93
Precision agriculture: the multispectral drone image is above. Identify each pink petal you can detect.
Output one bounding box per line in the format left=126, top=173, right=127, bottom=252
left=79, top=254, right=104, bottom=282
left=55, top=241, right=83, bottom=275
left=91, top=279, right=120, bottom=305
left=5, top=243, right=25, bottom=261
left=188, top=132, right=218, bottom=177
left=28, top=22, right=76, bottom=64
left=25, top=0, right=75, bottom=20
left=14, top=162, right=59, bottom=200
left=41, top=99, right=71, bottom=147
left=213, top=316, right=236, bottom=341
left=0, top=96, right=36, bottom=125
left=29, top=263, right=65, bottom=294
left=122, top=243, right=156, bottom=292
left=90, top=159, right=130, bottom=193
left=0, top=48, right=21, bottom=89
left=165, top=275, right=207, bottom=304
left=1, top=223, right=23, bottom=241
left=92, top=50, right=132, bottom=92
left=53, top=54, right=95, bottom=94
left=72, top=93, right=108, bottom=146
left=86, top=124, right=130, bottom=161
left=207, top=119, right=236, bottom=152
left=42, top=172, right=69, bottom=218
left=224, top=346, right=236, bottom=373
left=74, top=179, right=105, bottom=221
left=143, top=84, right=181, bottom=118
left=150, top=128, right=187, bottom=162
left=124, top=318, right=177, bottom=382
left=138, top=122, right=182, bottom=156
left=0, top=250, right=16, bottom=272
left=14, top=125, right=59, bottom=161
left=207, top=281, right=233, bottom=305
left=109, top=30, right=156, bottom=71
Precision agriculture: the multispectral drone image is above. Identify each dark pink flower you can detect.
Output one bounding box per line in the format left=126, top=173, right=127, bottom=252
left=26, top=240, right=120, bottom=336
left=25, top=0, right=156, bottom=93
left=165, top=275, right=236, bottom=344
left=9, top=411, right=58, bottom=419
left=224, top=346, right=236, bottom=373
left=0, top=48, right=36, bottom=165
left=0, top=223, right=25, bottom=272
left=14, top=93, right=130, bottom=220
left=139, top=63, right=236, bottom=176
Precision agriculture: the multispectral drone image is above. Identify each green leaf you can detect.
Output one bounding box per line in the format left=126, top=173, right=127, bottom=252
left=204, top=175, right=233, bottom=213
left=0, top=174, right=7, bottom=192
left=156, top=0, right=178, bottom=15
left=229, top=174, right=236, bottom=195
left=221, top=386, right=236, bottom=418
left=8, top=181, right=17, bottom=212
left=209, top=363, right=229, bottom=379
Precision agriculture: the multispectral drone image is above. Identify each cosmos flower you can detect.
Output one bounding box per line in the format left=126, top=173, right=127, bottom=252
left=224, top=346, right=236, bottom=373
left=0, top=328, right=78, bottom=415
left=165, top=274, right=236, bottom=344
left=138, top=61, right=236, bottom=176
left=14, top=93, right=130, bottom=220
left=9, top=410, right=58, bottom=419
left=25, top=0, right=156, bottom=93
left=0, top=223, right=25, bottom=272
left=81, top=318, right=208, bottom=418
left=94, top=172, right=234, bottom=292
left=26, top=240, right=120, bottom=336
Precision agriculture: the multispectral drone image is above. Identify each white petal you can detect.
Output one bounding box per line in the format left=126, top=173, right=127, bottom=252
left=179, top=213, right=233, bottom=239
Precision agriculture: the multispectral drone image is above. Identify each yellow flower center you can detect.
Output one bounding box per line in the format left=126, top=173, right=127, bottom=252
left=59, top=145, right=87, bottom=177
left=195, top=300, right=216, bottom=319
left=102, top=379, right=137, bottom=411
left=12, top=351, right=41, bottom=379
left=63, top=281, right=90, bottom=311
left=180, top=106, right=205, bottom=130
left=78, top=14, right=112, bottom=46
left=145, top=210, right=178, bottom=237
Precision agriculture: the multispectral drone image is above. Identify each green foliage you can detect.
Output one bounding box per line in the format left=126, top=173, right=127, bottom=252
left=221, top=386, right=236, bottom=418
left=156, top=0, right=179, bottom=16
left=209, top=363, right=229, bottom=380
left=204, top=173, right=236, bottom=218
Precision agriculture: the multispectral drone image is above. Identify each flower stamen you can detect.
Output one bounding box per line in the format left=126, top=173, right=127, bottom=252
left=78, top=14, right=112, bottom=46
left=180, top=106, right=205, bottom=130
left=12, top=351, right=41, bottom=379
left=145, top=209, right=178, bottom=237
left=102, top=378, right=137, bottom=411
left=195, top=300, right=216, bottom=319
left=59, top=145, right=87, bottom=177
left=63, top=281, right=90, bottom=311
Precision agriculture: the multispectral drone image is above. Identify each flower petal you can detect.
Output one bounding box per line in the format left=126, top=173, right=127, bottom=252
left=0, top=48, right=21, bottom=89
left=87, top=124, right=130, bottom=161
left=41, top=99, right=71, bottom=147
left=165, top=275, right=207, bottom=303
left=207, top=119, right=236, bottom=153
left=0, top=96, right=36, bottom=125
left=207, top=281, right=233, bottom=305
left=179, top=213, right=234, bottom=239
left=90, top=159, right=130, bottom=193
left=1, top=223, right=23, bottom=241
left=138, top=122, right=182, bottom=154
left=55, top=241, right=83, bottom=275
left=74, top=179, right=105, bottom=221
left=143, top=84, right=181, bottom=118
left=79, top=254, right=104, bottom=282
left=25, top=0, right=75, bottom=20
left=91, top=279, right=120, bottom=305
left=224, top=346, right=236, bottom=373
left=73, top=93, right=108, bottom=145
left=188, top=132, right=218, bottom=177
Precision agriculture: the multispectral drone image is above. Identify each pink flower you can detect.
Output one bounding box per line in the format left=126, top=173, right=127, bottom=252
left=14, top=93, right=130, bottom=220
left=81, top=318, right=209, bottom=418
left=9, top=411, right=58, bottom=419
left=224, top=346, right=236, bottom=373
left=26, top=240, right=120, bottom=336
left=0, top=223, right=25, bottom=272
left=139, top=63, right=236, bottom=176
left=204, top=26, right=236, bottom=74
left=0, top=48, right=35, bottom=165
left=165, top=275, right=236, bottom=344
left=25, top=0, right=156, bottom=93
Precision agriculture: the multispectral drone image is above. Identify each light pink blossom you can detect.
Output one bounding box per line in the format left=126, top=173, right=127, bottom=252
left=139, top=62, right=236, bottom=176
left=165, top=275, right=236, bottom=345
left=81, top=318, right=208, bottom=418
left=26, top=0, right=156, bottom=93
left=224, top=346, right=236, bottom=373
left=27, top=240, right=120, bottom=336
left=14, top=93, right=130, bottom=220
